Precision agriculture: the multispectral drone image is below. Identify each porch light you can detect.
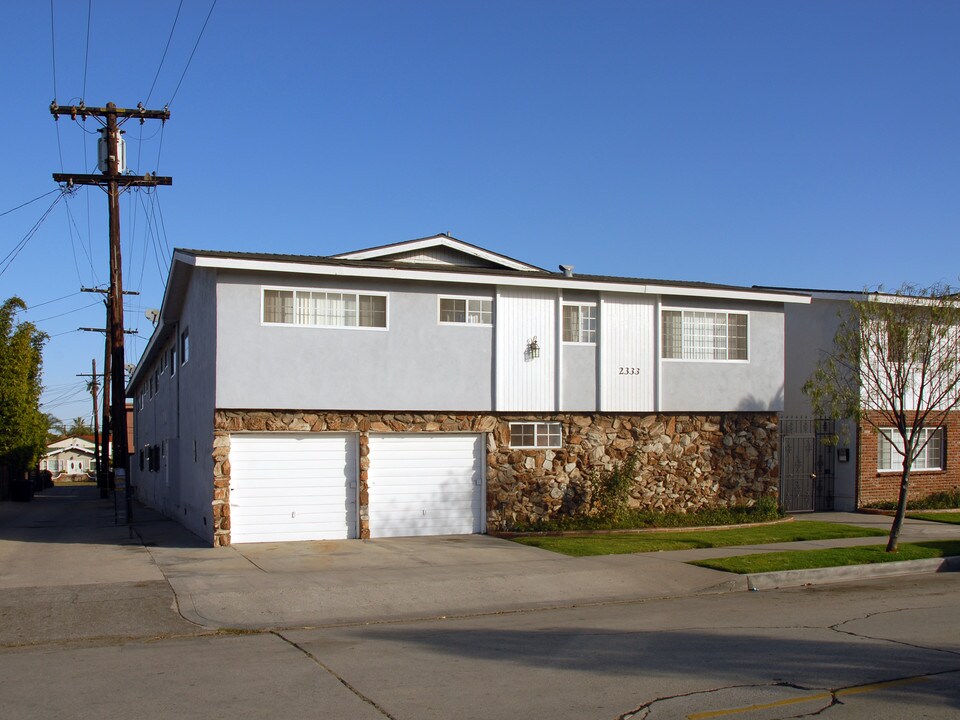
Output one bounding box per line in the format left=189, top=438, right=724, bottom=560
left=526, top=336, right=540, bottom=359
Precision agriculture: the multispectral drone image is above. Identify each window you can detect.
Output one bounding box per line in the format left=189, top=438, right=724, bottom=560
left=438, top=296, right=493, bottom=325
left=509, top=422, right=562, bottom=449
left=662, top=309, right=748, bottom=361
left=563, top=304, right=597, bottom=343
left=263, top=288, right=387, bottom=328
left=181, top=328, right=190, bottom=364
left=170, top=344, right=177, bottom=375
left=160, top=352, right=167, bottom=374
left=878, top=427, right=944, bottom=472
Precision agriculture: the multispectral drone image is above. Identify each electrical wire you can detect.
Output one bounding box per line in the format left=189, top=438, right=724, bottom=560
left=146, top=0, right=184, bottom=105
left=50, top=0, right=64, bottom=173
left=82, top=0, right=92, bottom=100
left=31, top=301, right=102, bottom=324
left=168, top=0, right=218, bottom=106
left=26, top=291, right=83, bottom=311
left=0, top=188, right=61, bottom=219
left=63, top=196, right=85, bottom=285
left=0, top=192, right=65, bottom=278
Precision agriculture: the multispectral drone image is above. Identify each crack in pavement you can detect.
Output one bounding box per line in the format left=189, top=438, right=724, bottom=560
left=828, top=604, right=960, bottom=658
left=620, top=670, right=960, bottom=720
left=272, top=630, right=398, bottom=719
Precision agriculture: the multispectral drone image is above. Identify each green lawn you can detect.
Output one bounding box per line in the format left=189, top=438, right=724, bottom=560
left=690, top=540, right=960, bottom=574
left=907, top=512, right=960, bottom=525
left=509, top=521, right=885, bottom=557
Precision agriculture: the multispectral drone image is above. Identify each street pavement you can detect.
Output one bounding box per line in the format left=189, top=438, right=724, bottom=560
left=2, top=486, right=960, bottom=719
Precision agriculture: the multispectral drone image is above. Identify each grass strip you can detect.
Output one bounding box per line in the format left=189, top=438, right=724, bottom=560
left=907, top=512, right=960, bottom=525
left=510, top=521, right=885, bottom=557
left=690, top=540, right=960, bottom=574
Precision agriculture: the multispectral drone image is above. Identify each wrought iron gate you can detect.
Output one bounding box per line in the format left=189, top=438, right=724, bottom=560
left=780, top=417, right=837, bottom=513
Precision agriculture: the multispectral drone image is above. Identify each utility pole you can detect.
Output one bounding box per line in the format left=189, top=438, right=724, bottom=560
left=53, top=101, right=172, bottom=527
left=77, top=360, right=104, bottom=498
left=81, top=286, right=138, bottom=503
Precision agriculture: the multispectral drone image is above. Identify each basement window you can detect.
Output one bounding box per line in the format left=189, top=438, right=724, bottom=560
left=509, top=422, right=562, bottom=449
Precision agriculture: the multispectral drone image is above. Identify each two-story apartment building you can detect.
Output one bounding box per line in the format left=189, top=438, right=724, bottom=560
left=128, top=234, right=809, bottom=545
left=778, top=288, right=960, bottom=511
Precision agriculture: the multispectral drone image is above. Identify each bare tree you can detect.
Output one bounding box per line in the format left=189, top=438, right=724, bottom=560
left=804, top=284, right=960, bottom=552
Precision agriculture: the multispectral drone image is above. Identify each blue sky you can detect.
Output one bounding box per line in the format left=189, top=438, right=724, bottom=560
left=1, top=1, right=958, bottom=424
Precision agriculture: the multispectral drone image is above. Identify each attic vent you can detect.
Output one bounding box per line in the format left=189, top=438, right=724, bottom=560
left=559, top=265, right=574, bottom=278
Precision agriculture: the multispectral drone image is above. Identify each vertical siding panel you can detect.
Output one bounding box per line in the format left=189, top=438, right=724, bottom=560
left=600, top=293, right=655, bottom=411
left=496, top=288, right=556, bottom=411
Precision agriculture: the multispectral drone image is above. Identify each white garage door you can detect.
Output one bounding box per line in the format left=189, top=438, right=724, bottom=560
left=229, top=433, right=357, bottom=543
left=367, top=434, right=484, bottom=538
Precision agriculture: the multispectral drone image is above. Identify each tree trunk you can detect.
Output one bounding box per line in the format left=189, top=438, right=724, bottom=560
left=886, top=461, right=911, bottom=552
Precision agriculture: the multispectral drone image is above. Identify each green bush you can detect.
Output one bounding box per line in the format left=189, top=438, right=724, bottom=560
left=863, top=488, right=960, bottom=511
left=511, top=492, right=783, bottom=533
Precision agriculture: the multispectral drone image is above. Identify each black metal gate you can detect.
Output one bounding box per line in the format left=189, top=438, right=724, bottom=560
left=780, top=417, right=837, bottom=513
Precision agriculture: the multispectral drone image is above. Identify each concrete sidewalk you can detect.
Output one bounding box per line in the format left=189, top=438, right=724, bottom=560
left=3, top=486, right=959, bottom=638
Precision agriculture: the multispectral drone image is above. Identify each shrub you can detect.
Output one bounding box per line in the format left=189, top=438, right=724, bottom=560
left=863, top=488, right=960, bottom=511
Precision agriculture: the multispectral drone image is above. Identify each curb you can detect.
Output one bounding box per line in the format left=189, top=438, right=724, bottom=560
left=745, top=555, right=960, bottom=591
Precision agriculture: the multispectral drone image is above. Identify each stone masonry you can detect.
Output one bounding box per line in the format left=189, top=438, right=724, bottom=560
left=211, top=410, right=780, bottom=546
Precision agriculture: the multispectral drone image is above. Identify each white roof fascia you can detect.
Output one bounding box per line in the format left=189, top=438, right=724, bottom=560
left=190, top=255, right=811, bottom=305
left=334, top=236, right=540, bottom=272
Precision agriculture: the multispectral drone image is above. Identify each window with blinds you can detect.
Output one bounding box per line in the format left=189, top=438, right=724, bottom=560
left=662, top=309, right=748, bottom=361
left=263, top=288, right=387, bottom=328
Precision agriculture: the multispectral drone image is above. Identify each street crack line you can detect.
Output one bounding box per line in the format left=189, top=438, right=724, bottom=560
left=273, top=631, right=398, bottom=719
left=616, top=682, right=812, bottom=720
left=829, top=605, right=960, bottom=657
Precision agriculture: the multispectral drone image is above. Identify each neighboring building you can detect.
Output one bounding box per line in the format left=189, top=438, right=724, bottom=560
left=40, top=436, right=97, bottom=478
left=128, top=234, right=809, bottom=546
left=778, top=289, right=959, bottom=511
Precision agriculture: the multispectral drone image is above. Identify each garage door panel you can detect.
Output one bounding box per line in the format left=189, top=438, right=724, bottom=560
left=230, top=433, right=357, bottom=543
left=368, top=434, right=484, bottom=538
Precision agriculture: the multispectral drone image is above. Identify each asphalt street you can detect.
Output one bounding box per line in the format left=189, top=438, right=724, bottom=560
left=2, top=486, right=959, bottom=719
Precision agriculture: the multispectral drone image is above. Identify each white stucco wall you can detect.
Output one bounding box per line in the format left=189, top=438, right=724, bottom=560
left=660, top=299, right=786, bottom=412
left=131, top=267, right=218, bottom=543
left=215, top=273, right=495, bottom=411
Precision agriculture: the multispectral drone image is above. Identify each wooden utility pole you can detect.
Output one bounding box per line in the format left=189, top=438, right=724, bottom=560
left=77, top=360, right=104, bottom=498
left=80, top=287, right=137, bottom=501
left=53, top=102, right=172, bottom=525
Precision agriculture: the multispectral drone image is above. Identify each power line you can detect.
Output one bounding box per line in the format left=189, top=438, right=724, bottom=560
left=26, top=291, right=83, bottom=311
left=146, top=0, right=184, bottom=105
left=31, top=301, right=101, bottom=324
left=50, top=0, right=64, bottom=172
left=49, top=0, right=58, bottom=101
left=0, top=188, right=61, bottom=219
left=168, top=0, right=218, bottom=106
left=82, top=0, right=92, bottom=99
left=0, top=192, right=65, bottom=278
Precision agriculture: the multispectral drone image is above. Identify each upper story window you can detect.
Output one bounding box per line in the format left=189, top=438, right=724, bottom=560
left=438, top=296, right=492, bottom=326
left=509, top=422, right=562, bottom=449
left=562, top=303, right=597, bottom=343
left=662, top=309, right=748, bottom=361
left=878, top=427, right=944, bottom=472
left=170, top=344, right=177, bottom=375
left=181, top=328, right=190, bottom=364
left=263, top=288, right=387, bottom=329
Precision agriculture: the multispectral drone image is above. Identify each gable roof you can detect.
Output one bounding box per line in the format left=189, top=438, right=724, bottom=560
left=331, top=233, right=546, bottom=272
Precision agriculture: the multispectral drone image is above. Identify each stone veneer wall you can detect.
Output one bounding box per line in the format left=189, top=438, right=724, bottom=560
left=211, top=410, right=780, bottom=546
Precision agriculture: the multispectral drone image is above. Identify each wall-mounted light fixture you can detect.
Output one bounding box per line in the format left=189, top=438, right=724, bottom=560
left=526, top=336, right=540, bottom=359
